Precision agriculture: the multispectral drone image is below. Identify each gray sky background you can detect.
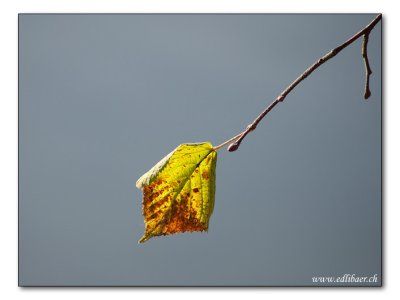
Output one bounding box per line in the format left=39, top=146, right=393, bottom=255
left=19, top=14, right=381, bottom=286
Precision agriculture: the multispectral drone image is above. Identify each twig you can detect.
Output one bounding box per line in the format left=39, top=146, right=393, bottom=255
left=362, top=33, right=373, bottom=99
left=213, top=14, right=382, bottom=153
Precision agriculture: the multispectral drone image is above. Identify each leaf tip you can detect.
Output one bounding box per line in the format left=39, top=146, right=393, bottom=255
left=138, top=234, right=149, bottom=244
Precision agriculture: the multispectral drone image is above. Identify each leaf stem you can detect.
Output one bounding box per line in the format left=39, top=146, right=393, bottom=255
left=213, top=132, right=243, bottom=151
left=217, top=14, right=382, bottom=152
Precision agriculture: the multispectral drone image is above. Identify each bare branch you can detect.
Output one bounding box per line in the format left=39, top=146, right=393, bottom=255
left=214, top=14, right=382, bottom=152
left=362, top=32, right=373, bottom=99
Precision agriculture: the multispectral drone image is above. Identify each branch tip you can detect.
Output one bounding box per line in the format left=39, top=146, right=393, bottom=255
left=227, top=143, right=239, bottom=152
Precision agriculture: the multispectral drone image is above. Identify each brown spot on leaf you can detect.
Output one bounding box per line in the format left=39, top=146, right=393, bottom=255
left=160, top=200, right=206, bottom=234
left=192, top=188, right=199, bottom=193
left=202, top=171, right=209, bottom=180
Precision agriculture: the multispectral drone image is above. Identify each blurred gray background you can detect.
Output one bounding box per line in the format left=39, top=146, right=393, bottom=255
left=19, top=14, right=381, bottom=286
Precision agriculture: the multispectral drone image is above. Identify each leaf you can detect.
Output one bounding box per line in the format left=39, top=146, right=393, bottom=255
left=136, top=142, right=217, bottom=243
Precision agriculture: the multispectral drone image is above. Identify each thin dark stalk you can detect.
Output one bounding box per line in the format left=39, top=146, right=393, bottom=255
left=362, top=32, right=373, bottom=99
left=214, top=14, right=382, bottom=152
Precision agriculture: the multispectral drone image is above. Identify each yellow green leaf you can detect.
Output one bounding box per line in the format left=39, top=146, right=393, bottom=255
left=136, top=142, right=217, bottom=243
